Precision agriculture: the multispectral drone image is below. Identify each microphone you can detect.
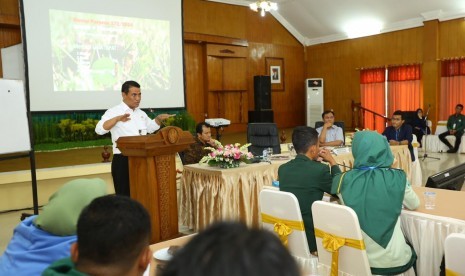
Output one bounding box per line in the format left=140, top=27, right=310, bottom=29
left=423, top=104, right=431, bottom=123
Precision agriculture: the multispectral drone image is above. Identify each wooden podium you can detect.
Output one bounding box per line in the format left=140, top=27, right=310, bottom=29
left=117, top=126, right=194, bottom=243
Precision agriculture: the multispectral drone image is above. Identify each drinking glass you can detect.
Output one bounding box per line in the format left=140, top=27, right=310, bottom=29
left=287, top=144, right=296, bottom=157
left=424, top=191, right=436, bottom=210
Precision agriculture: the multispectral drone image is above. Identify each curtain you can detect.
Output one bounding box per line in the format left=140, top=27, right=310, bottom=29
left=360, top=68, right=386, bottom=133
left=387, top=65, right=422, bottom=116
left=440, top=60, right=465, bottom=120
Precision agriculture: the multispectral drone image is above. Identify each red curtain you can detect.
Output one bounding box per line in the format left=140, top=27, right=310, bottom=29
left=387, top=65, right=422, bottom=116
left=360, top=68, right=386, bottom=133
left=440, top=60, right=465, bottom=119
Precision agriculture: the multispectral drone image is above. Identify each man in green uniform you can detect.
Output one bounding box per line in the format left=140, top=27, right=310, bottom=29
left=278, top=126, right=341, bottom=255
left=439, top=104, right=465, bottom=153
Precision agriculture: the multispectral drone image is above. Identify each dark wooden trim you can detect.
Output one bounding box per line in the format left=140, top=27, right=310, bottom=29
left=0, top=15, right=20, bottom=28
left=184, top=32, right=248, bottom=47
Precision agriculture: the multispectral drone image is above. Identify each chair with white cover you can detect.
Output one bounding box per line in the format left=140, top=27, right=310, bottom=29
left=444, top=233, right=465, bottom=276
left=312, top=201, right=371, bottom=276
left=259, top=189, right=317, bottom=274
left=175, top=153, right=184, bottom=209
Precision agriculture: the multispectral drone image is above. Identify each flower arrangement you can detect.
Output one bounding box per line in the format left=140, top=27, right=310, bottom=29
left=199, top=141, right=254, bottom=169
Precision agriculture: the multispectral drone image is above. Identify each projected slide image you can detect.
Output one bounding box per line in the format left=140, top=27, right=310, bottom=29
left=49, top=10, right=170, bottom=92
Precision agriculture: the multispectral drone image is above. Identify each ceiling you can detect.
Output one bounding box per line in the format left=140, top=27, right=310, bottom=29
left=207, top=0, right=465, bottom=46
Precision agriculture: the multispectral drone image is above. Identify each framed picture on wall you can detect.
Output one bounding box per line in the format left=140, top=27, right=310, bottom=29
left=265, top=57, right=284, bottom=91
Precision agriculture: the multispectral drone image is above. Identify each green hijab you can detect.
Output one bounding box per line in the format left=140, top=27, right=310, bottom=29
left=34, top=178, right=107, bottom=236
left=331, top=131, right=406, bottom=248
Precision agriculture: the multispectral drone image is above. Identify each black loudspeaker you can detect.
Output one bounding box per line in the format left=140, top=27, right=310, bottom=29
left=248, top=110, right=274, bottom=123
left=254, top=76, right=271, bottom=111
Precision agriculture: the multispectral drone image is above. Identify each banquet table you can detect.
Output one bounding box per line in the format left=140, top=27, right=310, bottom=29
left=179, top=145, right=413, bottom=231
left=149, top=235, right=194, bottom=276
left=401, top=187, right=465, bottom=276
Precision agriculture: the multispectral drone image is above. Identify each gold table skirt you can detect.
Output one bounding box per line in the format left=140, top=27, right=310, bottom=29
left=179, top=145, right=412, bottom=231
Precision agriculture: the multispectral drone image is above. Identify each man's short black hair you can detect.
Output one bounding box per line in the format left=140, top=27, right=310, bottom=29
left=393, top=110, right=404, bottom=120
left=76, top=195, right=151, bottom=272
left=321, top=110, right=335, bottom=119
left=196, top=122, right=211, bottom=135
left=121, top=80, right=140, bottom=94
left=292, top=126, right=318, bottom=155
left=162, top=222, right=299, bottom=276
left=456, top=104, right=464, bottom=109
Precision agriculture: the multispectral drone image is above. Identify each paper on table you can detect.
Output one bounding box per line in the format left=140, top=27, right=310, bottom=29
left=153, top=247, right=172, bottom=261
left=143, top=264, right=150, bottom=276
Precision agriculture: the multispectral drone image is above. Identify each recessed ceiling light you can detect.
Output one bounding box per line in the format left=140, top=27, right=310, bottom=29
left=344, top=19, right=383, bottom=39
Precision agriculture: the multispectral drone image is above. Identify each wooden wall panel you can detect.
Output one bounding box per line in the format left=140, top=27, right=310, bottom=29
left=246, top=42, right=306, bottom=127
left=207, top=56, right=223, bottom=91
left=184, top=43, right=206, bottom=123
left=222, top=58, right=247, bottom=91
left=183, top=0, right=306, bottom=132
left=183, top=0, right=247, bottom=39
left=0, top=0, right=21, bottom=78
left=222, top=91, right=243, bottom=123
left=439, top=19, right=465, bottom=58
left=306, top=28, right=424, bottom=128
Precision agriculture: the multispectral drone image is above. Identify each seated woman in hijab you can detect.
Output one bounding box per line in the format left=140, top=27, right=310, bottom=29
left=0, top=178, right=107, bottom=276
left=331, top=131, right=420, bottom=275
left=411, top=108, right=430, bottom=147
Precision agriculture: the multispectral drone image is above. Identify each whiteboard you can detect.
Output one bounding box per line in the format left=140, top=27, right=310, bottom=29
left=0, top=79, right=31, bottom=154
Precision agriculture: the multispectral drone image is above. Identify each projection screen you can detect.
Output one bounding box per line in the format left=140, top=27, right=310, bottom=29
left=20, top=0, right=185, bottom=111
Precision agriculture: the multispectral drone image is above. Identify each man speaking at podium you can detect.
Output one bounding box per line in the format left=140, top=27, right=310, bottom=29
left=95, top=80, right=174, bottom=196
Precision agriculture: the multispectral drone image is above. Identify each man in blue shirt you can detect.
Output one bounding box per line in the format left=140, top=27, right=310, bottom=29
left=382, top=110, right=415, bottom=161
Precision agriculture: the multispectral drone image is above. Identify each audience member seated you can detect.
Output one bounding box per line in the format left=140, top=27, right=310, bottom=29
left=278, top=126, right=341, bottom=256
left=161, top=221, right=299, bottom=276
left=316, top=110, right=344, bottom=146
left=0, top=178, right=107, bottom=276
left=332, top=131, right=419, bottom=275
left=382, top=110, right=415, bottom=161
left=411, top=108, right=430, bottom=147
left=439, top=104, right=465, bottom=153
left=42, top=195, right=152, bottom=276
left=182, top=122, right=218, bottom=164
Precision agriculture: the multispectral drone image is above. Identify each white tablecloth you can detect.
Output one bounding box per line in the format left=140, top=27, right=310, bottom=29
left=400, top=210, right=465, bottom=276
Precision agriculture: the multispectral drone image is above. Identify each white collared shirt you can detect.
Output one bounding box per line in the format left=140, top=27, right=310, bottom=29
left=316, top=124, right=344, bottom=143
left=95, top=102, right=160, bottom=154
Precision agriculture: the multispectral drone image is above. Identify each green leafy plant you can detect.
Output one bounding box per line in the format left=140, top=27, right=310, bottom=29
left=161, top=111, right=196, bottom=134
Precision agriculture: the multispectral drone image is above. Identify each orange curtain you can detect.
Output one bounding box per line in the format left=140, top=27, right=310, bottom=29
left=387, top=65, right=422, bottom=116
left=360, top=68, right=386, bottom=133
left=440, top=60, right=465, bottom=120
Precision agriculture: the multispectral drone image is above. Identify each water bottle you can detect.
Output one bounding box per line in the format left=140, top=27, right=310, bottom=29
left=262, top=149, right=268, bottom=162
